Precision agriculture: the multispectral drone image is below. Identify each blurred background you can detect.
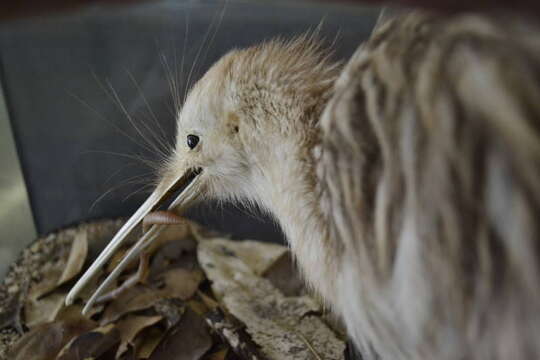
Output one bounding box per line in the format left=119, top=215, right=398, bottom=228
left=0, top=0, right=381, bottom=277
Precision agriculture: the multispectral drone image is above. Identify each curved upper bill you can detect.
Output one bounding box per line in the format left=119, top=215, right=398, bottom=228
left=65, top=168, right=202, bottom=313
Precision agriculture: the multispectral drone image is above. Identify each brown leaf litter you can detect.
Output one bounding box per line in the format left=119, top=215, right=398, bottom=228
left=0, top=218, right=345, bottom=360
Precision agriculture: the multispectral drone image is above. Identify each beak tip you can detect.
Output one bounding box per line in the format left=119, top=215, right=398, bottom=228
left=81, top=305, right=91, bottom=316
left=65, top=293, right=75, bottom=306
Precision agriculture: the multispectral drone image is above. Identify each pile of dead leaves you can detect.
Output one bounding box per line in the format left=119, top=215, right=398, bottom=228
left=0, top=219, right=346, bottom=360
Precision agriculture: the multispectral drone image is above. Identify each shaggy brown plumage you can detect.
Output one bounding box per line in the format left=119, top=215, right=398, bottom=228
left=319, top=12, right=540, bottom=359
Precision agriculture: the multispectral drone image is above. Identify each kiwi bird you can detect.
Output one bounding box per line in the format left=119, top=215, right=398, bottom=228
left=66, top=11, right=540, bottom=359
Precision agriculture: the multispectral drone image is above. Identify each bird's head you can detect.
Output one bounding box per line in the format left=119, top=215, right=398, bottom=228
left=67, top=35, right=341, bottom=312
left=160, top=52, right=253, bottom=205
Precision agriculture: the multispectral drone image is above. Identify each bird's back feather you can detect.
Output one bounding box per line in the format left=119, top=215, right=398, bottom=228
left=318, top=11, right=540, bottom=359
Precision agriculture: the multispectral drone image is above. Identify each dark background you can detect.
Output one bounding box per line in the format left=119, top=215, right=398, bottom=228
left=0, top=0, right=380, bottom=243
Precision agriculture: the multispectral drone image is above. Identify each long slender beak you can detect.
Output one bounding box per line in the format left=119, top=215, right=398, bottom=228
left=66, top=168, right=203, bottom=314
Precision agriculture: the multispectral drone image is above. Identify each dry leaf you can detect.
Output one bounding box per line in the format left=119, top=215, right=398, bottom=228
left=198, top=291, right=219, bottom=311
left=199, top=238, right=345, bottom=360
left=97, top=253, right=151, bottom=304
left=56, top=304, right=103, bottom=323
left=24, top=232, right=90, bottom=328
left=153, top=298, right=185, bottom=329
left=107, top=247, right=138, bottom=273
left=212, top=239, right=287, bottom=276
left=0, top=286, right=26, bottom=333
left=187, top=299, right=209, bottom=316
left=115, top=315, right=162, bottom=359
left=149, top=237, right=198, bottom=279
left=204, top=307, right=267, bottom=360
left=158, top=268, right=205, bottom=300
left=24, top=291, right=66, bottom=328
left=85, top=220, right=135, bottom=263
left=56, top=323, right=120, bottom=360
left=98, top=226, right=194, bottom=305
left=134, top=223, right=193, bottom=274
left=101, top=285, right=162, bottom=324
left=28, top=263, right=64, bottom=301
left=8, top=316, right=95, bottom=360
left=76, top=267, right=107, bottom=303
left=203, top=347, right=229, bottom=360
left=119, top=347, right=137, bottom=360
left=135, top=327, right=165, bottom=359
left=27, top=230, right=88, bottom=301
left=149, top=308, right=211, bottom=360
left=57, top=230, right=88, bottom=285
left=262, top=252, right=305, bottom=297
left=150, top=222, right=192, bottom=246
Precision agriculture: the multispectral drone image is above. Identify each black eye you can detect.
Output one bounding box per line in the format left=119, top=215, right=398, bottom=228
left=187, top=134, right=199, bottom=149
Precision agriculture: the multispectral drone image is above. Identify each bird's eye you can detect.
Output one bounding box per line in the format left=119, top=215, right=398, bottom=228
left=187, top=134, right=199, bottom=149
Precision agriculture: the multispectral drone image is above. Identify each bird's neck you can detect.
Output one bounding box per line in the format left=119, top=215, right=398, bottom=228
left=230, top=40, right=343, bottom=302
left=249, top=119, right=341, bottom=304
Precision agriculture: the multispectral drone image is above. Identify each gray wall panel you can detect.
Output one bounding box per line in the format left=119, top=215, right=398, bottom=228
left=0, top=0, right=379, bottom=245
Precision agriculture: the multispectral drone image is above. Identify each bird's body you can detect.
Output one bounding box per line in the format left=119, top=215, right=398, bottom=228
left=69, top=10, right=540, bottom=360
left=319, top=13, right=540, bottom=359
